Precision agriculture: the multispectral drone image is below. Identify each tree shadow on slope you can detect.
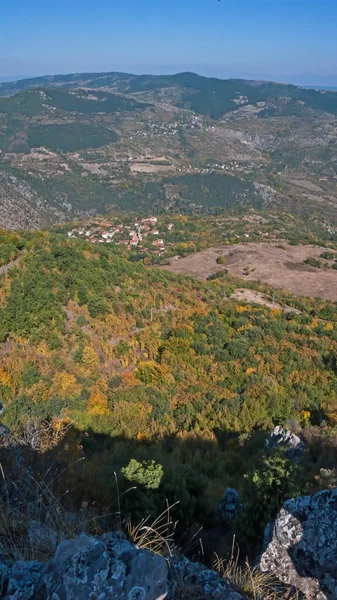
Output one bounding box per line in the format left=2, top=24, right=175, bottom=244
left=0, top=424, right=335, bottom=571
left=0, top=426, right=268, bottom=563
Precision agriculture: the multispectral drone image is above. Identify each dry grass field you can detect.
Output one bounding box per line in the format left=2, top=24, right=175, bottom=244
left=161, top=243, right=337, bottom=301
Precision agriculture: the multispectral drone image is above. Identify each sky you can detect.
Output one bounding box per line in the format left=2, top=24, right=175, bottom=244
left=1, top=0, right=337, bottom=84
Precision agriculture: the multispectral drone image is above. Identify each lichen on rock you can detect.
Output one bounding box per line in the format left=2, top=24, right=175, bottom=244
left=260, top=487, right=337, bottom=599
left=264, top=425, right=304, bottom=460
left=0, top=530, right=245, bottom=599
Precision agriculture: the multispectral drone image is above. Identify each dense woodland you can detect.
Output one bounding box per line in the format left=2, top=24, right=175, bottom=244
left=1, top=226, right=337, bottom=553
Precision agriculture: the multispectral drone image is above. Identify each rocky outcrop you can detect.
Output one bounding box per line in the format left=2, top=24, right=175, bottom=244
left=27, top=520, right=61, bottom=555
left=218, top=488, right=242, bottom=525
left=1, top=533, right=167, bottom=600
left=260, top=487, right=337, bottom=599
left=0, top=532, right=244, bottom=599
left=264, top=425, right=304, bottom=459
left=167, top=554, right=244, bottom=599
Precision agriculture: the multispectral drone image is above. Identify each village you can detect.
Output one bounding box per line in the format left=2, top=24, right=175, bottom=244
left=67, top=216, right=174, bottom=254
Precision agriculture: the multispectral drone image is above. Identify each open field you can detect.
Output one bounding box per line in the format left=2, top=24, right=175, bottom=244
left=230, top=288, right=302, bottom=313
left=161, top=242, right=337, bottom=301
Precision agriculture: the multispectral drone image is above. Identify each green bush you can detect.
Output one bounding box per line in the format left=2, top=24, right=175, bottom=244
left=240, top=452, right=301, bottom=543
left=122, top=459, right=164, bottom=490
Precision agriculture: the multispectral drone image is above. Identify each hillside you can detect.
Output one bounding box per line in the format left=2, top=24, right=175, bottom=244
left=2, top=71, right=337, bottom=118
left=1, top=71, right=337, bottom=229
left=1, top=229, right=337, bottom=548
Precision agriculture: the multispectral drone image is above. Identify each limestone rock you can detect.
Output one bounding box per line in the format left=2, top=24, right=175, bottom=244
left=0, top=531, right=247, bottom=599
left=5, top=560, right=44, bottom=600
left=218, top=488, right=242, bottom=525
left=0, top=533, right=167, bottom=600
left=0, top=563, right=9, bottom=595
left=38, top=532, right=168, bottom=600
left=167, top=554, right=244, bottom=599
left=264, top=426, right=304, bottom=459
left=260, top=487, right=337, bottom=599
left=0, top=423, right=10, bottom=437
left=27, top=520, right=60, bottom=555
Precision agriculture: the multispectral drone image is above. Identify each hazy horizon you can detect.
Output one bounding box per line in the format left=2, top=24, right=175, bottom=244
left=1, top=69, right=337, bottom=88
left=2, top=0, right=337, bottom=86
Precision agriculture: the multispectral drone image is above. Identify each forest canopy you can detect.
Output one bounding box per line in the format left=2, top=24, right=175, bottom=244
left=1, top=230, right=337, bottom=542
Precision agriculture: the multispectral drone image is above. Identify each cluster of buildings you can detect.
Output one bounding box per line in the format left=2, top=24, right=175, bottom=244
left=130, top=114, right=204, bottom=141
left=67, top=217, right=174, bottom=253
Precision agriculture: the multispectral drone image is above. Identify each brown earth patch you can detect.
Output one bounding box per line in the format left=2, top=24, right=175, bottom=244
left=160, top=243, right=337, bottom=301
left=230, top=289, right=301, bottom=313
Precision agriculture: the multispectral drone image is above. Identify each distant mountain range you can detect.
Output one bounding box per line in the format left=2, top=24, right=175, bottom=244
left=1, top=71, right=337, bottom=116
left=2, top=70, right=337, bottom=87
left=0, top=70, right=337, bottom=229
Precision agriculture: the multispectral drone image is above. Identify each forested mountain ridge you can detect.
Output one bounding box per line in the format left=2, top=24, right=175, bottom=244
left=2, top=71, right=337, bottom=118
left=1, top=71, right=337, bottom=229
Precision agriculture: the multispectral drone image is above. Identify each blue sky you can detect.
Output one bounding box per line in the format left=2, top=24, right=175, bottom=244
left=1, top=0, right=337, bottom=84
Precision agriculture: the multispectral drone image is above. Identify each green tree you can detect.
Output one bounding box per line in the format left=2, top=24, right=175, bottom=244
left=122, top=459, right=163, bottom=490
left=240, top=452, right=300, bottom=543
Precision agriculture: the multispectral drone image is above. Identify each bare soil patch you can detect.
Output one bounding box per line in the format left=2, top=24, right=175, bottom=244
left=161, top=243, right=337, bottom=301
left=230, top=289, right=301, bottom=313
left=130, top=163, right=173, bottom=173
left=285, top=178, right=324, bottom=193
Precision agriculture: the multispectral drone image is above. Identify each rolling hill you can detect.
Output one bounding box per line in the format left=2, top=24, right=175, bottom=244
left=0, top=71, right=337, bottom=229
left=2, top=71, right=337, bottom=118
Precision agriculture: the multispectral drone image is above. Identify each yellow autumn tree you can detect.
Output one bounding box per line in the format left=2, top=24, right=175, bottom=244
left=0, top=367, right=11, bottom=387
left=82, top=346, right=98, bottom=367
left=112, top=400, right=152, bottom=438
left=87, top=378, right=109, bottom=416
left=50, top=372, right=82, bottom=399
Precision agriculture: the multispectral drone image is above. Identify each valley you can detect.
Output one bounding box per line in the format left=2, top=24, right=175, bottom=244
left=0, top=71, right=337, bottom=231
left=1, top=70, right=337, bottom=594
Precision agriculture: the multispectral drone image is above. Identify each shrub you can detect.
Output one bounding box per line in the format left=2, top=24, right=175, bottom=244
left=122, top=459, right=164, bottom=490
left=240, top=452, right=300, bottom=543
left=320, top=251, right=336, bottom=260
left=304, top=257, right=322, bottom=268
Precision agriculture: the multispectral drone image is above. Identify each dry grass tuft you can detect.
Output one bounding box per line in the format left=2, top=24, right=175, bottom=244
left=0, top=462, right=112, bottom=561
left=126, top=501, right=179, bottom=556
left=214, top=537, right=299, bottom=600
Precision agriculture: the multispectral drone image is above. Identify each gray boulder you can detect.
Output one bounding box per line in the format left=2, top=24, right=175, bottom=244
left=167, top=554, right=244, bottom=599
left=27, top=520, right=60, bottom=556
left=38, top=532, right=168, bottom=600
left=218, top=488, right=242, bottom=525
left=264, top=425, right=304, bottom=459
left=260, top=487, right=337, bottom=599
left=5, top=560, right=44, bottom=600
left=0, top=531, right=247, bottom=599
left=0, top=532, right=167, bottom=600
